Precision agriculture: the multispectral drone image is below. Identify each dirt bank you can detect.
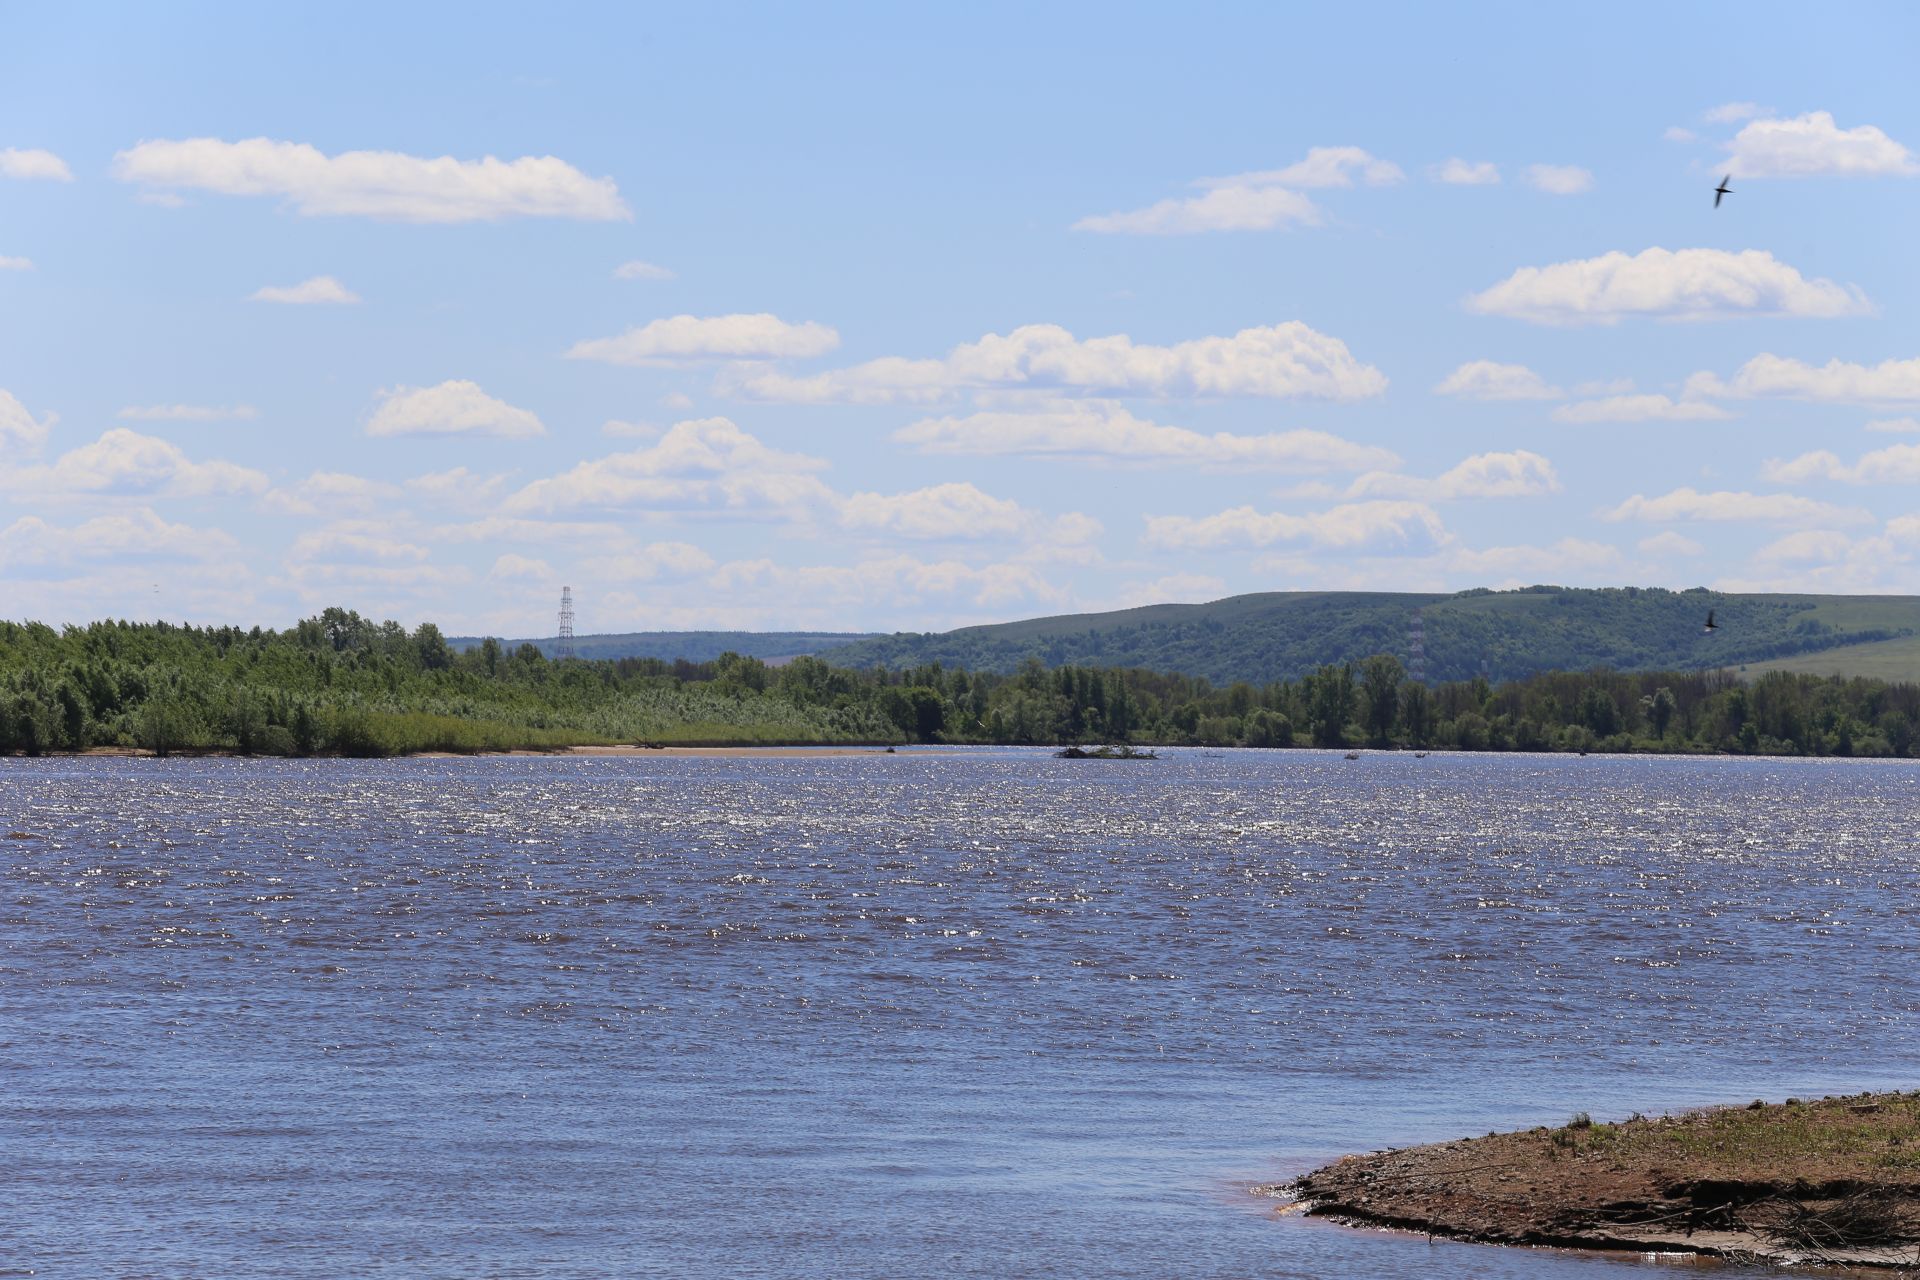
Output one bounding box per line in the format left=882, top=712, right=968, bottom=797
left=1270, top=1092, right=1920, bottom=1269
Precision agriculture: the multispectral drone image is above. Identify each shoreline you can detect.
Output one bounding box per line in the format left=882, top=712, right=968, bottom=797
left=1275, top=1093, right=1920, bottom=1269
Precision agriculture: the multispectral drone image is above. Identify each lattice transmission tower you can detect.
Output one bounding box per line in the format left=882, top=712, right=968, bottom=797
left=557, top=585, right=576, bottom=660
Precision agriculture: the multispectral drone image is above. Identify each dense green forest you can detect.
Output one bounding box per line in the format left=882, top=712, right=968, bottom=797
left=4, top=607, right=1920, bottom=759
left=815, top=586, right=1920, bottom=684
left=446, top=629, right=879, bottom=663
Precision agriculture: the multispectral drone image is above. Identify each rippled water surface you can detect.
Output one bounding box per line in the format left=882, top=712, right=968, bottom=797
left=6, top=750, right=1920, bottom=1277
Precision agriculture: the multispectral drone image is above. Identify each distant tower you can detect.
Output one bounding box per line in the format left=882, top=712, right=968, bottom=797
left=1407, top=609, right=1427, bottom=684
left=557, top=585, right=576, bottom=660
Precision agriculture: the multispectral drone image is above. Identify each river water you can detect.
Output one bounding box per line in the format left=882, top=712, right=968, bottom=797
left=5, top=749, right=1919, bottom=1277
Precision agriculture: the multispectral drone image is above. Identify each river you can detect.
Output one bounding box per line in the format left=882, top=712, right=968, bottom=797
left=5, top=749, right=1917, bottom=1277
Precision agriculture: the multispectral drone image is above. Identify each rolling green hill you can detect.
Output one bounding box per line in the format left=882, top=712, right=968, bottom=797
left=814, top=587, right=1920, bottom=685
left=448, top=630, right=880, bottom=664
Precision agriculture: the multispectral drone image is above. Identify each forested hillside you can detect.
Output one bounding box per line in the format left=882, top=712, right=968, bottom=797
left=5, top=606, right=1920, bottom=760
left=817, top=587, right=1920, bottom=684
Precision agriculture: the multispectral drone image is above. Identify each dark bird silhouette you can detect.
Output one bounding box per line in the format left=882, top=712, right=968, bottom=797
left=1713, top=175, right=1732, bottom=208
left=1703, top=609, right=1719, bottom=634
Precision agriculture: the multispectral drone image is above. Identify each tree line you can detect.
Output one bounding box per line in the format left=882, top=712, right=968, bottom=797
left=3, top=608, right=1917, bottom=758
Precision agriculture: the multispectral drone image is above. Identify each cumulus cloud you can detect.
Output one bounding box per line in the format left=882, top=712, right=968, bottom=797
left=1, top=389, right=55, bottom=455
left=601, top=419, right=660, bottom=439
left=504, top=417, right=833, bottom=518
left=1113, top=573, right=1228, bottom=608
left=1433, top=360, right=1562, bottom=400
left=566, top=313, right=840, bottom=365
left=1346, top=450, right=1559, bottom=500
left=1466, top=247, right=1869, bottom=325
left=1550, top=394, right=1731, bottom=423
left=0, top=507, right=239, bottom=570
left=1638, top=531, right=1706, bottom=558
left=112, top=137, right=630, bottom=222
left=0, top=428, right=268, bottom=498
left=367, top=380, right=545, bottom=438
left=0, top=148, right=72, bottom=181
left=1764, top=442, right=1920, bottom=485
left=709, top=554, right=1063, bottom=613
left=1144, top=499, right=1447, bottom=552
left=730, top=321, right=1387, bottom=404
left=0, top=255, right=31, bottom=271
left=117, top=403, right=258, bottom=421
left=265, top=470, right=404, bottom=516
left=1073, top=146, right=1400, bottom=234
left=893, top=400, right=1397, bottom=471
left=1867, top=417, right=1920, bottom=434
left=1430, top=158, right=1500, bottom=185
left=1685, top=353, right=1920, bottom=404
left=1724, top=111, right=1918, bottom=178
left=1600, top=487, right=1870, bottom=526
left=835, top=482, right=1057, bottom=542
left=613, top=260, right=674, bottom=280
left=578, top=541, right=717, bottom=583
left=404, top=466, right=508, bottom=507
left=1663, top=127, right=1699, bottom=144
left=1448, top=537, right=1623, bottom=579
left=490, top=553, right=555, bottom=581
left=1719, top=518, right=1920, bottom=593
left=1705, top=102, right=1767, bottom=124
left=250, top=275, right=360, bottom=304
left=1523, top=164, right=1593, bottom=194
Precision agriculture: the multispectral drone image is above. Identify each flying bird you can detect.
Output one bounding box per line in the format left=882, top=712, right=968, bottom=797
left=1703, top=610, right=1719, bottom=634
left=1713, top=175, right=1732, bottom=208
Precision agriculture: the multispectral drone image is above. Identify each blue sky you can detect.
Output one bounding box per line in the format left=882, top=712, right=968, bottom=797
left=4, top=2, right=1919, bottom=636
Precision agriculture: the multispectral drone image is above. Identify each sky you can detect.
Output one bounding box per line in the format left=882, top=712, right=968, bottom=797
left=3, top=2, right=1919, bottom=638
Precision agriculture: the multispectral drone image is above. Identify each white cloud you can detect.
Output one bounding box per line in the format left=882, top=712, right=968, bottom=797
left=1347, top=450, right=1559, bottom=501
left=250, top=275, right=360, bottom=305
left=1638, top=531, right=1705, bottom=558
left=1601, top=487, right=1871, bottom=526
left=112, top=137, right=630, bottom=222
left=578, top=541, right=717, bottom=583
left=893, top=399, right=1397, bottom=471
left=1466, top=247, right=1869, bottom=325
left=1073, top=146, right=1400, bottom=234
left=709, top=554, right=1063, bottom=613
left=1207, top=147, right=1405, bottom=190
left=1719, top=519, right=1920, bottom=592
left=367, top=380, right=545, bottom=438
left=1430, top=158, right=1500, bottom=185
left=505, top=416, right=832, bottom=518
left=1550, top=394, right=1731, bottom=423
left=117, top=403, right=258, bottom=421
left=266, top=470, right=404, bottom=516
left=731, top=321, right=1387, bottom=404
left=1686, top=353, right=1920, bottom=404
left=1448, top=537, right=1622, bottom=580
left=1705, top=102, right=1766, bottom=124
left=1663, top=127, right=1699, bottom=144
left=430, top=515, right=631, bottom=545
left=0, top=428, right=268, bottom=498
left=1724, top=111, right=1918, bottom=178
left=1523, top=164, right=1594, bottom=195
left=0, top=255, right=31, bottom=271
left=490, top=553, right=555, bottom=581
left=0, top=148, right=72, bottom=182
left=0, top=508, right=240, bottom=570
left=288, top=521, right=430, bottom=564
left=566, top=313, right=840, bottom=365
left=1867, top=417, right=1920, bottom=434
left=404, top=466, right=508, bottom=507
left=1433, top=360, right=1562, bottom=400
left=613, top=260, right=674, bottom=280
left=660, top=391, right=695, bottom=410
left=1764, top=442, right=1920, bottom=485
left=1144, top=499, right=1448, bottom=552
left=838, top=482, right=1036, bottom=541
left=1, top=389, right=55, bottom=456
